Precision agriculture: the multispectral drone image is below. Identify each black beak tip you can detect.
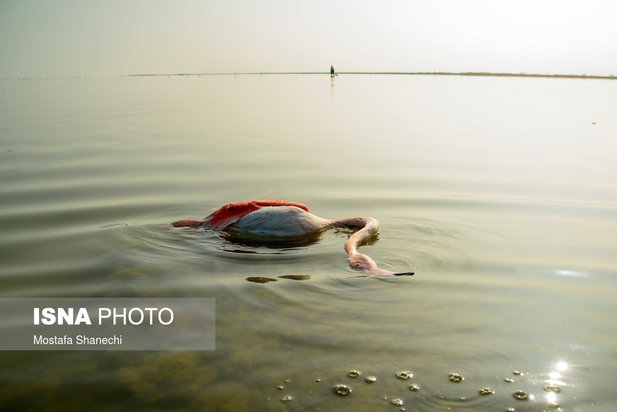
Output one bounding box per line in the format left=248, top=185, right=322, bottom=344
left=393, top=271, right=414, bottom=276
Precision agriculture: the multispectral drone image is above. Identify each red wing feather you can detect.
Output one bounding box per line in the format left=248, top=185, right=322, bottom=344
left=203, top=199, right=310, bottom=230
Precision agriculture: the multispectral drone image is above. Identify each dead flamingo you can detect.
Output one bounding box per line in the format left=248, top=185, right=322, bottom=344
left=173, top=200, right=413, bottom=277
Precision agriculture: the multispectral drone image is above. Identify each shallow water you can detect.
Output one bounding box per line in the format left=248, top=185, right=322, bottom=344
left=1, top=74, right=617, bottom=411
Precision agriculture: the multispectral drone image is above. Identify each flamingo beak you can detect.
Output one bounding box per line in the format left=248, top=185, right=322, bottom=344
left=368, top=266, right=414, bottom=277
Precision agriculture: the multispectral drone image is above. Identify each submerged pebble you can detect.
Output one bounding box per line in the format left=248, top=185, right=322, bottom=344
left=513, top=390, right=530, bottom=400
left=365, top=376, right=377, bottom=383
left=391, top=398, right=404, bottom=406
left=448, top=373, right=464, bottom=383
left=396, top=370, right=412, bottom=380
left=333, top=384, right=352, bottom=396
left=504, top=378, right=514, bottom=383
left=347, top=370, right=361, bottom=378
left=281, top=395, right=293, bottom=403
left=409, top=384, right=420, bottom=391
left=277, top=385, right=284, bottom=390
left=544, top=383, right=561, bottom=393
left=479, top=387, right=495, bottom=396
left=513, top=370, right=523, bottom=376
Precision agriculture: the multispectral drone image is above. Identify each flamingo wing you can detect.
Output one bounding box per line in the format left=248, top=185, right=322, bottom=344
left=203, top=199, right=310, bottom=230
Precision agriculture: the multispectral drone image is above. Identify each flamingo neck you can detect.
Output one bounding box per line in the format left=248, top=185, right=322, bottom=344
left=332, top=217, right=380, bottom=257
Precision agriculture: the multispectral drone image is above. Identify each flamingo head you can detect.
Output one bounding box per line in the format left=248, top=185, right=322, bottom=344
left=348, top=253, right=414, bottom=277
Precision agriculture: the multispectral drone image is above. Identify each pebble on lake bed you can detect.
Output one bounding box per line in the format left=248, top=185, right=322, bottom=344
left=396, top=370, right=412, bottom=380
left=333, top=384, right=352, bottom=396
left=409, top=384, right=420, bottom=391
left=513, top=390, right=530, bottom=400
left=281, top=395, right=293, bottom=403
left=365, top=376, right=377, bottom=383
left=347, top=370, right=361, bottom=378
left=391, top=398, right=404, bottom=406
left=448, top=373, right=464, bottom=383
left=479, top=387, right=495, bottom=396
left=544, top=383, right=561, bottom=393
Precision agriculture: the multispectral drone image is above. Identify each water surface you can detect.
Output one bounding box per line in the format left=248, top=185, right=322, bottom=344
left=1, top=74, right=616, bottom=411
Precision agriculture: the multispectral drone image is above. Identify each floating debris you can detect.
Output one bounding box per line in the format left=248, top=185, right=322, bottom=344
left=513, top=390, right=530, bottom=400
left=246, top=276, right=277, bottom=283
left=365, top=376, right=377, bottom=383
left=391, top=398, right=404, bottom=406
left=281, top=395, right=293, bottom=402
left=396, top=370, right=413, bottom=380
left=333, top=384, right=352, bottom=396
left=448, top=373, right=464, bottom=383
left=504, top=378, right=514, bottom=383
left=409, top=384, right=420, bottom=391
left=479, top=387, right=495, bottom=396
left=348, top=370, right=361, bottom=378
left=544, top=384, right=561, bottom=393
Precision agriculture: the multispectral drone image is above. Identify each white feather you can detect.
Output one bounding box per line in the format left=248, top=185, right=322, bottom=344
left=228, top=206, right=331, bottom=238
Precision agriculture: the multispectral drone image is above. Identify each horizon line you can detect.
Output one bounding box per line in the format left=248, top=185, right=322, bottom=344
left=125, top=71, right=617, bottom=81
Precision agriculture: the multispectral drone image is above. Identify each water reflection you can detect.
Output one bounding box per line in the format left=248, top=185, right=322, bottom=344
left=543, top=360, right=568, bottom=408
left=1, top=75, right=616, bottom=410
left=554, top=269, right=586, bottom=278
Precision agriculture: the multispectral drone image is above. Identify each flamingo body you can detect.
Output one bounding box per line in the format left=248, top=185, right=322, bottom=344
left=173, top=200, right=413, bottom=277
left=228, top=206, right=331, bottom=239
left=203, top=200, right=310, bottom=230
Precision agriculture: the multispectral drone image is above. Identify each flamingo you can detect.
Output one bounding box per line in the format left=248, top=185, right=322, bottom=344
left=173, top=200, right=414, bottom=277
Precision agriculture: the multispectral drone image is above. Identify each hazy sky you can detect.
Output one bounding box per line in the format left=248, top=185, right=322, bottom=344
left=1, top=0, right=616, bottom=77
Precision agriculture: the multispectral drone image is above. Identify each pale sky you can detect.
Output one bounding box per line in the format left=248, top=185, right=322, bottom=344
left=1, top=0, right=616, bottom=77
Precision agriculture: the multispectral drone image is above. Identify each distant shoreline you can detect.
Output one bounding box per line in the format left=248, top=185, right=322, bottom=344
left=126, top=71, right=617, bottom=81
left=4, top=72, right=615, bottom=81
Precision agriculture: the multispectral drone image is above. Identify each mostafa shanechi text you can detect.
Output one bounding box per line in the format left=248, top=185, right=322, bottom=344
left=34, top=334, right=123, bottom=346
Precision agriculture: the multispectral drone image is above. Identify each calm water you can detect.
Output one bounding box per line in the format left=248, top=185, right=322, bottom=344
left=1, top=74, right=617, bottom=411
